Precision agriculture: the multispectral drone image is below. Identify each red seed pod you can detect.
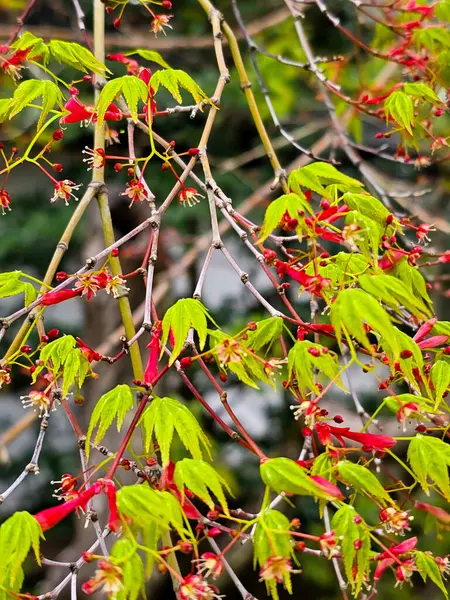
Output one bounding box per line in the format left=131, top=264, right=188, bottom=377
left=307, top=347, right=320, bottom=357
left=354, top=539, right=362, bottom=550
left=47, top=328, right=60, bottom=339
left=400, top=349, right=413, bottom=359
left=74, top=394, right=85, bottom=405
left=82, top=74, right=92, bottom=81
left=111, top=248, right=119, bottom=257
left=319, top=409, right=329, bottom=417
left=290, top=518, right=301, bottom=529
left=52, top=129, right=64, bottom=141
left=114, top=163, right=123, bottom=172
left=82, top=552, right=95, bottom=562
left=55, top=271, right=68, bottom=282
left=207, top=510, right=220, bottom=520
left=434, top=108, right=443, bottom=116
left=21, top=345, right=32, bottom=353
left=162, top=0, right=172, bottom=8
left=127, top=168, right=134, bottom=177
left=179, top=357, right=192, bottom=368
left=161, top=162, right=170, bottom=171
left=195, top=523, right=205, bottom=534
left=207, top=528, right=222, bottom=538
left=282, top=380, right=289, bottom=388
left=295, top=541, right=306, bottom=552
left=29, top=365, right=36, bottom=375
left=178, top=541, right=193, bottom=554
left=375, top=132, right=385, bottom=139
left=188, top=147, right=200, bottom=156
left=12, top=147, right=17, bottom=154
left=378, top=381, right=388, bottom=390
left=120, top=458, right=131, bottom=470
left=333, top=415, right=344, bottom=424
left=69, top=87, right=79, bottom=96
left=353, top=515, right=362, bottom=525
left=106, top=6, right=114, bottom=14
left=113, top=17, right=121, bottom=28
left=320, top=199, right=330, bottom=210
left=247, top=321, right=258, bottom=331
left=145, top=457, right=158, bottom=467
left=316, top=383, right=323, bottom=391
left=40, top=335, right=49, bottom=344
left=53, top=163, right=63, bottom=172
left=219, top=372, right=228, bottom=383
left=443, top=346, right=450, bottom=355
left=415, top=424, right=427, bottom=433
left=385, top=214, right=394, bottom=225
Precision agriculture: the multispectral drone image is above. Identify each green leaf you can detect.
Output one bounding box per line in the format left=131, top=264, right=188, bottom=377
left=343, top=192, right=391, bottom=225
left=85, top=385, right=134, bottom=458
left=174, top=458, right=231, bottom=514
left=404, top=82, right=441, bottom=104
left=414, top=27, right=450, bottom=52
left=258, top=193, right=312, bottom=243
left=39, top=334, right=77, bottom=372
left=62, top=349, right=81, bottom=396
left=392, top=259, right=433, bottom=310
left=161, top=298, right=210, bottom=365
left=337, top=461, right=392, bottom=505
left=48, top=40, right=109, bottom=75
left=384, top=90, right=415, bottom=134
left=331, top=505, right=370, bottom=596
left=359, top=273, right=431, bottom=319
left=8, top=79, right=64, bottom=129
left=407, top=435, right=450, bottom=499
left=96, top=75, right=148, bottom=125
left=288, top=162, right=363, bottom=199
left=10, top=32, right=49, bottom=62
left=260, top=457, right=338, bottom=500
left=330, top=288, right=398, bottom=356
left=288, top=341, right=344, bottom=394
left=0, top=271, right=24, bottom=298
left=244, top=317, right=283, bottom=353
left=125, top=49, right=171, bottom=69
left=0, top=99, right=11, bottom=123
left=415, top=551, right=449, bottom=600
left=254, top=510, right=292, bottom=568
left=116, top=485, right=184, bottom=534
left=110, top=540, right=145, bottom=600
left=23, top=283, right=37, bottom=307
left=431, top=321, right=450, bottom=338
left=150, top=69, right=210, bottom=105
left=0, top=512, right=43, bottom=588
left=431, top=361, right=450, bottom=407
left=435, top=0, right=450, bottom=21
left=139, top=396, right=211, bottom=465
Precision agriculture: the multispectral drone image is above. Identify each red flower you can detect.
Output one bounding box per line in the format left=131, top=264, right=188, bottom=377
left=121, top=179, right=148, bottom=207
left=376, top=537, right=418, bottom=560
left=51, top=180, right=82, bottom=205
left=144, top=322, right=162, bottom=384
left=40, top=288, right=82, bottom=306
left=107, top=53, right=140, bottom=75
left=414, top=502, right=450, bottom=525
left=0, top=189, right=12, bottom=215
left=2, top=48, right=29, bottom=80
left=150, top=14, right=173, bottom=37
left=378, top=249, right=406, bottom=271
left=413, top=318, right=437, bottom=343
left=315, top=422, right=396, bottom=451
left=416, top=335, right=448, bottom=349
left=104, top=480, right=121, bottom=532
left=276, top=261, right=331, bottom=298
left=60, top=97, right=122, bottom=125
left=309, top=475, right=343, bottom=499
left=76, top=337, right=102, bottom=362
left=159, top=461, right=201, bottom=518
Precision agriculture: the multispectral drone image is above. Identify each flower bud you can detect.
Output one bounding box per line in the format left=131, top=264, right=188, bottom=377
left=52, top=129, right=64, bottom=141
left=21, top=345, right=32, bottom=353
left=47, top=328, right=59, bottom=339
left=207, top=528, right=222, bottom=538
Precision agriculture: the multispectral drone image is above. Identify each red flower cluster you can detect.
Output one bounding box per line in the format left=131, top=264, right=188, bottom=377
left=315, top=422, right=396, bottom=451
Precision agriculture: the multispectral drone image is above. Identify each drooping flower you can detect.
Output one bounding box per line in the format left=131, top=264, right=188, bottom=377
left=0, top=368, right=11, bottom=388
left=121, top=179, right=148, bottom=207
left=20, top=391, right=54, bottom=418
left=105, top=274, right=129, bottom=299
left=436, top=556, right=450, bottom=578
left=82, top=147, right=106, bottom=170
left=394, top=560, right=416, bottom=588
left=50, top=180, right=82, bottom=205
left=81, top=560, right=124, bottom=597
left=2, top=48, right=29, bottom=80
left=103, top=480, right=121, bottom=532
left=259, top=556, right=300, bottom=587
left=195, top=553, right=224, bottom=579
left=179, top=574, right=223, bottom=600
left=315, top=422, right=396, bottom=451
left=178, top=187, right=203, bottom=208
left=76, top=337, right=102, bottom=363
left=158, top=461, right=202, bottom=519
left=413, top=318, right=438, bottom=343
left=414, top=502, right=450, bottom=526
left=75, top=274, right=103, bottom=301
left=379, top=507, right=413, bottom=536
left=51, top=473, right=78, bottom=501
left=106, top=53, right=140, bottom=75
left=0, top=189, right=12, bottom=214
left=376, top=536, right=418, bottom=560
left=150, top=14, right=173, bottom=37
left=319, top=531, right=340, bottom=558
left=309, top=475, right=343, bottom=499
left=276, top=261, right=331, bottom=298
left=60, top=96, right=95, bottom=124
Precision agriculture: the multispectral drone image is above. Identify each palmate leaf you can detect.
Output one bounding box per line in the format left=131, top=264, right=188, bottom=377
left=404, top=82, right=441, bottom=104
left=392, top=258, right=433, bottom=310
left=254, top=510, right=293, bottom=568
left=139, top=396, right=211, bottom=465
left=359, top=273, right=431, bottom=319
left=337, top=461, right=392, bottom=505
left=116, top=485, right=184, bottom=535
left=8, top=79, right=65, bottom=129
left=161, top=298, right=210, bottom=365
left=330, top=288, right=398, bottom=356
left=384, top=90, right=415, bottom=134
left=110, top=540, right=145, bottom=600
left=125, top=49, right=171, bottom=69
left=258, top=192, right=312, bottom=243
left=415, top=551, right=449, bottom=600
left=96, top=75, right=148, bottom=125
left=0, top=512, right=43, bottom=588
left=343, top=192, right=391, bottom=225
left=288, top=162, right=362, bottom=199
left=174, top=459, right=231, bottom=514
left=244, top=317, right=283, bottom=353
left=85, top=385, right=134, bottom=458
left=260, top=457, right=339, bottom=501
left=48, top=40, right=109, bottom=75
left=10, top=32, right=49, bottom=62
left=288, top=340, right=345, bottom=394
left=150, top=69, right=210, bottom=105
left=407, top=434, right=450, bottom=499
left=331, top=505, right=370, bottom=596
